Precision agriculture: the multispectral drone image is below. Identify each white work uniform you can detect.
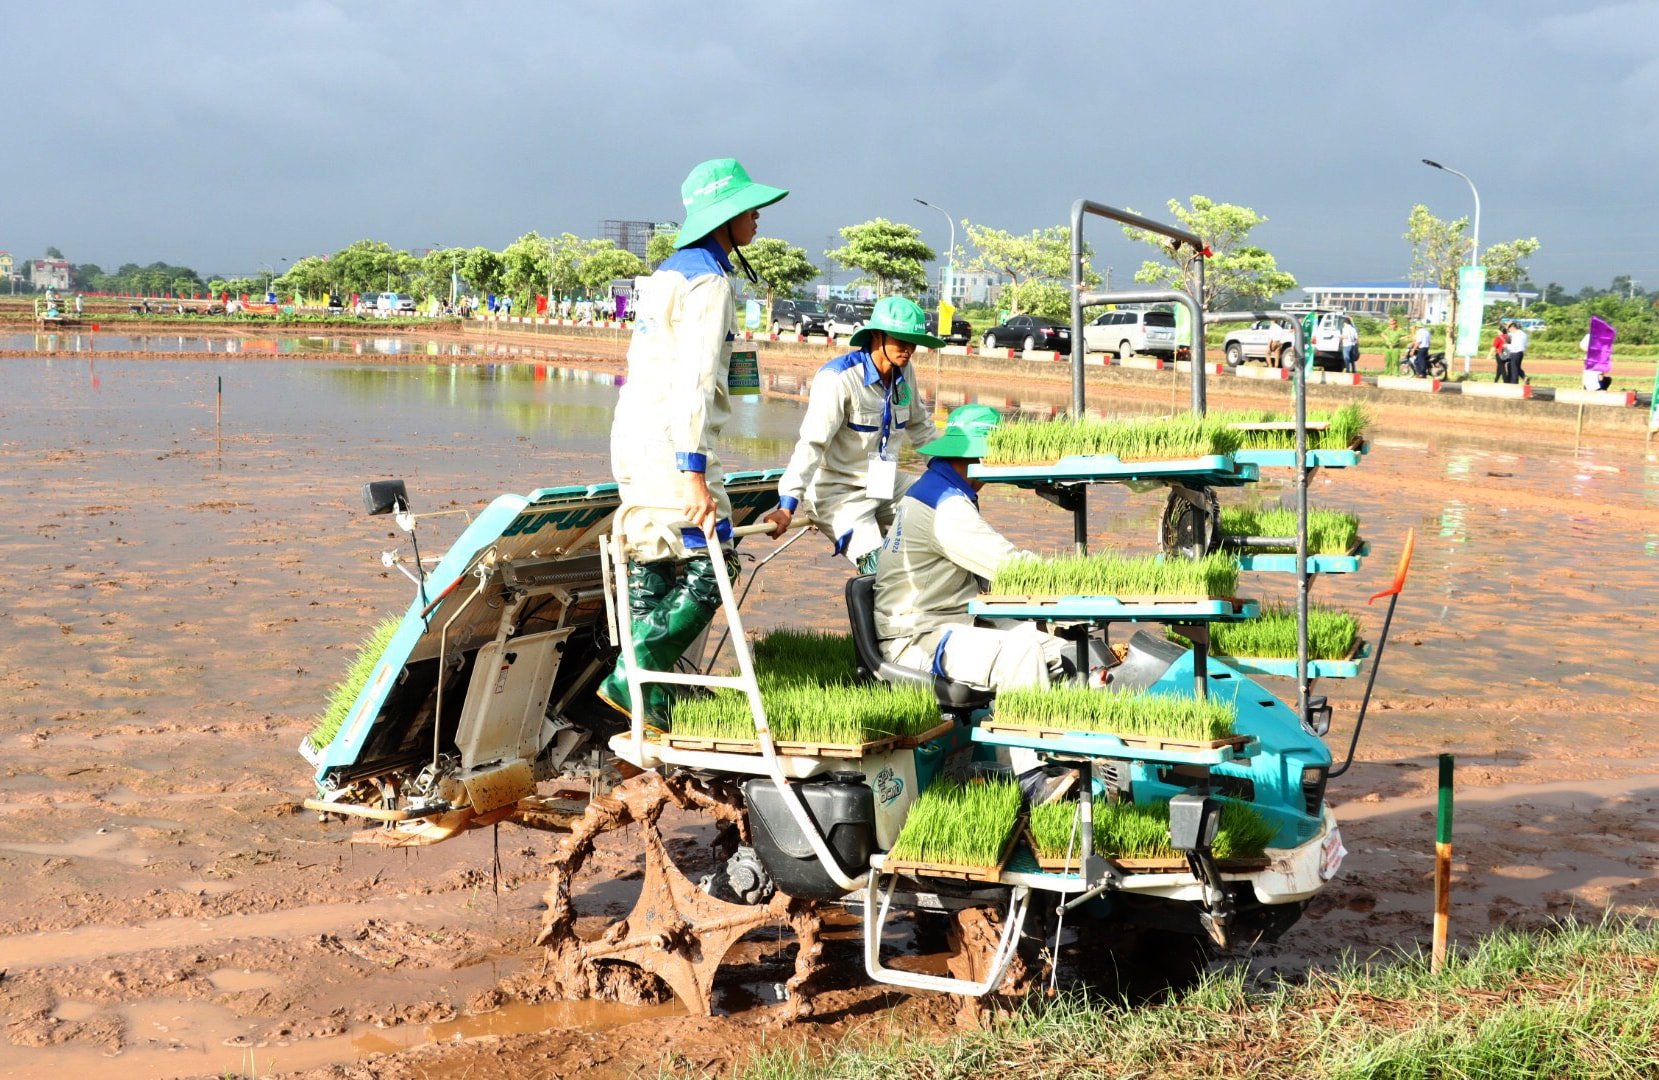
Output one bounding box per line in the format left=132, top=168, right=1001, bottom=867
left=777, top=350, right=937, bottom=562
left=611, top=237, right=739, bottom=562
left=874, top=458, right=1065, bottom=690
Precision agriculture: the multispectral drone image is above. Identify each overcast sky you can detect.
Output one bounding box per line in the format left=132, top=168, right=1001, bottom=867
left=8, top=0, right=1655, bottom=292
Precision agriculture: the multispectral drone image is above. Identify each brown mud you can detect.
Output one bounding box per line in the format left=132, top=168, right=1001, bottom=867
left=1, top=337, right=1657, bottom=1079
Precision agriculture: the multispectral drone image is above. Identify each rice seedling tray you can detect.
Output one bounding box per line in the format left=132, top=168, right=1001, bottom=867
left=971, top=725, right=1250, bottom=766
left=1018, top=830, right=1268, bottom=875
left=970, top=595, right=1260, bottom=622
left=880, top=818, right=1024, bottom=883
left=654, top=719, right=955, bottom=759
left=968, top=454, right=1259, bottom=489
left=1212, top=640, right=1370, bottom=680
left=1236, top=541, right=1369, bottom=575
left=1234, top=440, right=1369, bottom=470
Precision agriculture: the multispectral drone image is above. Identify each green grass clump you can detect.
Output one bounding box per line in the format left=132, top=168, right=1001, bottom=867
left=307, top=615, right=401, bottom=752
left=984, top=414, right=1242, bottom=464
left=1220, top=505, right=1360, bottom=554
left=1184, top=605, right=1360, bottom=661
left=751, top=628, right=858, bottom=688
left=994, top=686, right=1237, bottom=742
left=887, top=777, right=1024, bottom=868
left=1027, top=797, right=1275, bottom=862
left=672, top=681, right=939, bottom=745
left=724, top=918, right=1659, bottom=1080
left=1215, top=403, right=1370, bottom=450
left=989, top=551, right=1240, bottom=598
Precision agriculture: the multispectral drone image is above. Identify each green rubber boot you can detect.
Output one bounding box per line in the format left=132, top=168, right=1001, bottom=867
left=597, top=555, right=737, bottom=728
left=597, top=559, right=678, bottom=725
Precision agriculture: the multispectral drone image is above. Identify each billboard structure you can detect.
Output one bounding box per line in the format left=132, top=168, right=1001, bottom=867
left=601, top=220, right=678, bottom=261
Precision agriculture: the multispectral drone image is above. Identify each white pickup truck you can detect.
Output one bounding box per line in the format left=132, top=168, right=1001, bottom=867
left=1222, top=310, right=1355, bottom=371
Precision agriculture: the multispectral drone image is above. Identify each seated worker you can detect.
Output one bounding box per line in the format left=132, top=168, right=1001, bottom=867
left=764, top=296, right=941, bottom=569
left=873, top=404, right=1068, bottom=690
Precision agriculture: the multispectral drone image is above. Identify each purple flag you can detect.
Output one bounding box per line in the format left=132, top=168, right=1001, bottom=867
left=1586, top=316, right=1615, bottom=373
left=614, top=292, right=628, bottom=320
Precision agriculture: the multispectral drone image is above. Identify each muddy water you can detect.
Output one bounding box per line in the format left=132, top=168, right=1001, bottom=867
left=3, top=351, right=1659, bottom=1078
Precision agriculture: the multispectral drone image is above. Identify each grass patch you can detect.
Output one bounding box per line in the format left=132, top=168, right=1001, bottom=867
left=306, top=616, right=401, bottom=753
left=751, top=628, right=859, bottom=687
left=1177, top=604, right=1360, bottom=660
left=1028, top=796, right=1274, bottom=862
left=989, top=551, right=1240, bottom=598
left=994, top=685, right=1237, bottom=742
left=1215, top=403, right=1370, bottom=450
left=1220, top=505, right=1360, bottom=554
left=671, top=681, right=939, bottom=745
left=886, top=776, right=1024, bottom=868
left=984, top=414, right=1243, bottom=464
left=711, top=917, right=1659, bottom=1080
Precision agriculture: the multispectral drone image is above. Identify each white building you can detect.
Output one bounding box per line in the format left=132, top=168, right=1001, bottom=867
left=1299, top=280, right=1537, bottom=323
left=934, top=267, right=1003, bottom=305
left=28, top=258, right=72, bottom=292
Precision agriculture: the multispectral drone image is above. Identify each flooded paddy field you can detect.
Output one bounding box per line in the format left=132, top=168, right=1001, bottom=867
left=1, top=348, right=1657, bottom=1078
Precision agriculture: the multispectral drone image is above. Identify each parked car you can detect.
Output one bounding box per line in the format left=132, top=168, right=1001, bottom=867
left=825, top=301, right=873, bottom=338
left=982, top=314, right=1072, bottom=352
left=1083, top=307, right=1179, bottom=360
left=770, top=298, right=830, bottom=336
left=1222, top=309, right=1354, bottom=371
left=924, top=310, right=972, bottom=345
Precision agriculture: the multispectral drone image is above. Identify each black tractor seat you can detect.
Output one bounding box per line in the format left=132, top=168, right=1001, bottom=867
left=844, top=574, right=994, bottom=713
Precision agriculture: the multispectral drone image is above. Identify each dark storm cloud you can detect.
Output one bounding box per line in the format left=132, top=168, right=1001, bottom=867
left=7, top=0, right=1655, bottom=290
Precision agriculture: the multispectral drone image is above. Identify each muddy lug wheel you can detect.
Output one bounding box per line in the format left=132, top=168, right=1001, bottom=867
left=1159, top=486, right=1221, bottom=559
left=944, top=904, right=1035, bottom=1029
left=537, top=771, right=824, bottom=1018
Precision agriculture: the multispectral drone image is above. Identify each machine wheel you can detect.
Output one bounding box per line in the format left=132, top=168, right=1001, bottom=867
left=1224, top=342, right=1244, bottom=367
left=536, top=771, right=825, bottom=1019
left=1159, top=486, right=1221, bottom=559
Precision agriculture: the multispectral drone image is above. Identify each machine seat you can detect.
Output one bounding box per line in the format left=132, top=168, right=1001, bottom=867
left=843, top=574, right=993, bottom=712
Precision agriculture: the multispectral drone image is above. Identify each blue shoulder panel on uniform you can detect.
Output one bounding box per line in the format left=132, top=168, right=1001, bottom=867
left=822, top=349, right=868, bottom=377
left=906, top=456, right=978, bottom=509
left=660, top=234, right=732, bottom=281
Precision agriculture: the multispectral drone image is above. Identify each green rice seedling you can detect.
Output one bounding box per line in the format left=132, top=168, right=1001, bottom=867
left=994, top=686, right=1237, bottom=743
left=984, top=414, right=1243, bottom=465
left=887, top=776, right=1024, bottom=868
left=1027, top=798, right=1275, bottom=862
left=989, top=551, right=1240, bottom=598
left=671, top=681, right=940, bottom=745
left=751, top=628, right=859, bottom=688
left=1220, top=505, right=1360, bottom=554
left=1215, top=403, right=1370, bottom=451
left=1185, top=604, right=1360, bottom=660
left=306, top=615, right=401, bottom=753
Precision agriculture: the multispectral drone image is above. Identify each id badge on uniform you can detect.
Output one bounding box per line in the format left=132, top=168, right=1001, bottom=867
left=728, top=350, right=760, bottom=397
left=866, top=454, right=898, bottom=500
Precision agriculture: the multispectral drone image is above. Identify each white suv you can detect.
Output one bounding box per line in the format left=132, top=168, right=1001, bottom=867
left=1082, top=308, right=1179, bottom=360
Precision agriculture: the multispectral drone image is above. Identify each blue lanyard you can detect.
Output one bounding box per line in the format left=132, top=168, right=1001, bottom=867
left=879, top=372, right=900, bottom=456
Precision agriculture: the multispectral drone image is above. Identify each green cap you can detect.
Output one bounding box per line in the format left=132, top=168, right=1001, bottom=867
left=675, top=158, right=788, bottom=249
left=849, top=296, right=947, bottom=349
left=918, top=403, right=1002, bottom=459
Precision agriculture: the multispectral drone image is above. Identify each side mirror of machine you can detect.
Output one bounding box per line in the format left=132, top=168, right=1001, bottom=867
left=363, top=479, right=410, bottom=516
left=1303, top=694, right=1332, bottom=737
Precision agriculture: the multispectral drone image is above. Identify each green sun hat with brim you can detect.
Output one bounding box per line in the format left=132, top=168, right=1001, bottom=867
left=848, top=296, right=947, bottom=350
left=918, top=403, right=1003, bottom=459
left=675, top=158, right=789, bottom=249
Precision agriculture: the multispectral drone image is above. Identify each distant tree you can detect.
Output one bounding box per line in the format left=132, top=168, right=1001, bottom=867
left=459, top=247, right=505, bottom=298
left=276, top=256, right=334, bottom=299
left=414, top=247, right=468, bottom=302
left=827, top=219, right=933, bottom=297
left=1481, top=237, right=1541, bottom=289
left=501, top=231, right=554, bottom=302
left=646, top=232, right=677, bottom=268
left=44, top=246, right=64, bottom=260
left=578, top=245, right=646, bottom=295
left=545, top=233, right=591, bottom=299
left=961, top=223, right=1096, bottom=317
left=1124, top=196, right=1296, bottom=312
left=1404, top=205, right=1540, bottom=345
left=326, top=240, right=415, bottom=296
left=741, top=237, right=817, bottom=313
left=1543, top=282, right=1569, bottom=305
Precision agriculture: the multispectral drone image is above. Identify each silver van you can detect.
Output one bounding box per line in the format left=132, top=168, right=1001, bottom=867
left=1082, top=308, right=1179, bottom=359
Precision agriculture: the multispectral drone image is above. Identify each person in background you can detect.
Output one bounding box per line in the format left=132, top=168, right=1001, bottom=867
left=873, top=404, right=1068, bottom=691
left=1501, top=320, right=1528, bottom=384
left=1490, top=326, right=1507, bottom=382
left=1409, top=321, right=1432, bottom=377
left=765, top=296, right=941, bottom=570
left=74, top=294, right=84, bottom=316
left=598, top=158, right=788, bottom=727
left=1582, top=317, right=1615, bottom=391
left=1340, top=319, right=1359, bottom=373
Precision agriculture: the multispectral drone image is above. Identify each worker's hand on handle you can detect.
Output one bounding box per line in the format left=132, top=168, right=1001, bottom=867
left=762, top=505, right=794, bottom=539
left=680, top=470, right=719, bottom=542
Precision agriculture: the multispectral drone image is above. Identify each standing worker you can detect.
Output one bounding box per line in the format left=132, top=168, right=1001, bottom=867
left=1339, top=319, right=1359, bottom=373
left=764, top=296, right=941, bottom=570
left=1501, top=320, right=1528, bottom=384
left=598, top=158, right=788, bottom=726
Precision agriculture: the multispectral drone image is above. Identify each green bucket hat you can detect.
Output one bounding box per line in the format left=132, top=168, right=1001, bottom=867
left=675, top=158, right=789, bottom=249
left=918, top=403, right=1003, bottom=459
left=848, top=296, right=946, bottom=350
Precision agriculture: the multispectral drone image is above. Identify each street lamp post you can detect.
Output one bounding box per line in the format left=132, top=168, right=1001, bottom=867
left=1422, top=159, right=1481, bottom=374
left=913, top=197, right=956, bottom=307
